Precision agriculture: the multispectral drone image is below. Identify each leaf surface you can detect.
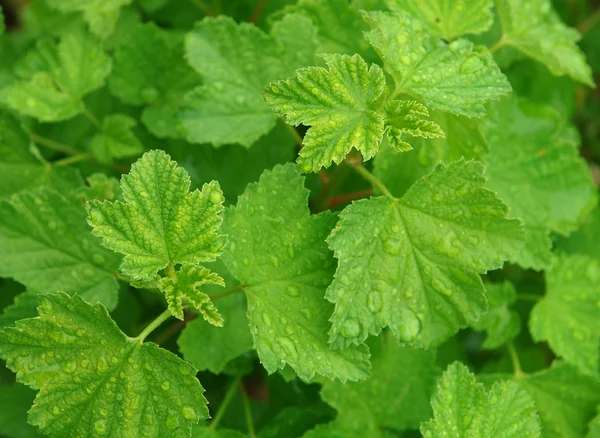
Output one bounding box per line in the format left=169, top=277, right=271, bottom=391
left=45, top=0, right=132, bottom=37
left=327, top=160, right=524, bottom=348
left=0, top=292, right=207, bottom=437
left=222, top=164, right=370, bottom=382
left=90, top=114, right=143, bottom=164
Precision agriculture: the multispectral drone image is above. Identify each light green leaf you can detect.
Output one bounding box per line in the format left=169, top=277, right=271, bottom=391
left=386, top=0, right=494, bottom=40
left=158, top=264, right=224, bottom=323
left=471, top=281, right=520, bottom=349
left=180, top=15, right=317, bottom=147
left=178, top=291, right=253, bottom=374
left=0, top=292, right=207, bottom=437
left=0, top=188, right=121, bottom=310
left=0, top=112, right=82, bottom=199
left=480, top=362, right=600, bottom=438
left=320, top=337, right=438, bottom=433
left=264, top=53, right=387, bottom=172
left=45, top=0, right=132, bottom=38
left=87, top=150, right=225, bottom=284
left=421, top=362, right=540, bottom=437
left=530, top=254, right=600, bottom=376
left=363, top=11, right=511, bottom=117
left=483, top=97, right=597, bottom=270
left=109, top=23, right=202, bottom=138
left=90, top=113, right=143, bottom=164
left=0, top=31, right=112, bottom=122
left=223, top=164, right=370, bottom=382
left=495, top=0, right=594, bottom=86
left=384, top=100, right=445, bottom=151
left=273, top=0, right=375, bottom=60
left=0, top=290, right=38, bottom=329
left=0, top=384, right=39, bottom=438
left=327, top=160, right=525, bottom=349
left=80, top=173, right=122, bottom=202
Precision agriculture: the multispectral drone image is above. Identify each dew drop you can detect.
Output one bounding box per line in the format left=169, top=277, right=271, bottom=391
left=209, top=190, right=224, bottom=204
left=278, top=337, right=299, bottom=360
left=262, top=313, right=273, bottom=327
left=285, top=285, right=300, bottom=297
left=52, top=406, right=61, bottom=415
left=182, top=404, right=197, bottom=421
left=340, top=318, right=360, bottom=338
left=63, top=361, right=77, bottom=373
left=367, top=291, right=383, bottom=312
left=459, top=55, right=481, bottom=74
left=161, top=380, right=171, bottom=391
left=400, top=55, right=411, bottom=66
left=94, top=419, right=107, bottom=436
left=139, top=191, right=149, bottom=198
left=48, top=221, right=57, bottom=230
left=397, top=307, right=421, bottom=342
left=396, top=33, right=408, bottom=45
left=89, top=208, right=105, bottom=225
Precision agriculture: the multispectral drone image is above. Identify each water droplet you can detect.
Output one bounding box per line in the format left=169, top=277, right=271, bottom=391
left=81, top=359, right=90, bottom=369
left=52, top=406, right=61, bottom=415
left=63, top=361, right=77, bottom=373
left=48, top=221, right=57, bottom=230
left=459, top=55, right=481, bottom=74
left=94, top=419, right=107, bottom=436
left=139, top=191, right=149, bottom=198
left=431, top=278, right=453, bottom=296
left=182, top=404, right=197, bottom=421
left=209, top=190, right=223, bottom=204
left=178, top=364, right=189, bottom=375
left=89, top=208, right=105, bottom=225
left=76, top=329, right=85, bottom=337
left=166, top=413, right=178, bottom=430
left=397, top=307, right=421, bottom=342
left=92, top=253, right=106, bottom=265
left=278, top=337, right=299, bottom=360
left=396, top=33, right=408, bottom=45
left=300, top=308, right=312, bottom=320
left=400, top=55, right=411, bottom=66
left=340, top=318, right=360, bottom=338
left=262, top=313, right=273, bottom=327
left=383, top=238, right=402, bottom=255
left=269, top=255, right=279, bottom=267
left=161, top=380, right=171, bottom=391
left=284, top=326, right=294, bottom=335
left=368, top=291, right=383, bottom=312
left=285, top=285, right=300, bottom=297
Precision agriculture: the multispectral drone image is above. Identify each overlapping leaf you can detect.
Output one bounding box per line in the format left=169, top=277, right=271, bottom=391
left=45, top=0, right=131, bottom=37
left=0, top=291, right=38, bottom=329
left=0, top=384, right=38, bottom=438
left=89, top=113, right=143, bottom=163
left=87, top=150, right=225, bottom=319
left=326, top=160, right=524, bottom=349
left=530, top=254, right=600, bottom=376
left=363, top=11, right=511, bottom=117
left=0, top=292, right=207, bottom=437
left=555, top=207, right=600, bottom=262
left=483, top=97, right=597, bottom=270
left=180, top=15, right=317, bottom=147
left=495, top=0, right=594, bottom=86
left=0, top=188, right=121, bottom=310
left=421, top=362, right=540, bottom=437
left=222, top=164, right=370, bottom=382
left=0, top=31, right=111, bottom=122
left=387, top=0, right=494, bottom=40
left=109, top=23, right=202, bottom=138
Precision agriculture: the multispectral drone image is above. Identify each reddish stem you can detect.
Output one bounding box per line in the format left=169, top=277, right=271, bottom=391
left=328, top=188, right=373, bottom=209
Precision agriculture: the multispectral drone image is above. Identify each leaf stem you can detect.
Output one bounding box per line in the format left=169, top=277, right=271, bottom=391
left=249, top=0, right=267, bottom=23
left=327, top=188, right=373, bottom=209
left=240, top=380, right=256, bottom=437
left=345, top=156, right=394, bottom=198
left=210, top=376, right=241, bottom=430
left=81, top=105, right=102, bottom=129
left=517, top=293, right=541, bottom=302
left=490, top=37, right=507, bottom=54
left=507, top=341, right=524, bottom=377
left=577, top=8, right=600, bottom=34
left=284, top=122, right=303, bottom=146
left=31, top=133, right=83, bottom=156
left=54, top=153, right=91, bottom=166
left=133, top=309, right=173, bottom=344
left=208, top=284, right=244, bottom=300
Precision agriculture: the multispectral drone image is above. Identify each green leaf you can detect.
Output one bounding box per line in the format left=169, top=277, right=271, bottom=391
left=0, top=5, right=4, bottom=35
left=223, top=164, right=370, bottom=382
left=273, top=0, right=375, bottom=60
left=0, top=290, right=38, bottom=329
left=109, top=23, right=202, bottom=138
left=193, top=427, right=247, bottom=438
left=384, top=100, right=445, bottom=151
left=386, top=0, right=494, bottom=40
left=264, top=53, right=387, bottom=172
left=0, top=188, right=121, bottom=310
left=81, top=173, right=122, bottom=202
left=320, top=337, right=438, bottom=432
left=421, top=362, right=541, bottom=437
left=327, top=160, right=525, bottom=349
left=89, top=113, right=143, bottom=164
left=0, top=292, right=207, bottom=437
left=45, top=0, right=132, bottom=38
left=87, top=150, right=225, bottom=284
left=158, top=264, right=224, bottom=323
left=530, top=254, right=600, bottom=376
left=483, top=97, right=597, bottom=270
left=180, top=14, right=317, bottom=147
left=0, top=111, right=82, bottom=199
left=178, top=291, right=253, bottom=374
left=471, top=281, right=520, bottom=349
left=480, top=362, right=600, bottom=438
left=495, top=0, right=594, bottom=86
left=555, top=207, right=600, bottom=262
left=588, top=408, right=600, bottom=438
left=0, top=384, right=40, bottom=438
left=0, top=31, right=112, bottom=122
left=363, top=11, right=511, bottom=117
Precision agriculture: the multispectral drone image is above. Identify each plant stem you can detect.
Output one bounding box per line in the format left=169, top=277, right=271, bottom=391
left=490, top=37, right=507, bottom=54
left=133, top=309, right=172, bottom=344
left=507, top=341, right=524, bottom=377
left=210, top=377, right=241, bottom=430
left=189, top=0, right=214, bottom=15
left=578, top=8, right=600, bottom=33
left=517, top=293, right=542, bottom=302
left=81, top=106, right=102, bottom=129
left=54, top=154, right=91, bottom=166
left=240, top=381, right=256, bottom=438
left=31, top=133, right=83, bottom=156
left=284, top=123, right=303, bottom=146
left=327, top=188, right=373, bottom=209
left=249, top=0, right=267, bottom=23
left=209, top=284, right=244, bottom=300
left=346, top=156, right=394, bottom=198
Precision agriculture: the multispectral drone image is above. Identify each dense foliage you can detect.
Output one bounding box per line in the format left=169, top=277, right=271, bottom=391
left=0, top=0, right=599, bottom=437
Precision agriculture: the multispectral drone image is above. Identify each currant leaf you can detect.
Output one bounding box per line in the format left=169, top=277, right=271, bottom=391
left=45, top=0, right=132, bottom=38
left=89, top=113, right=143, bottom=164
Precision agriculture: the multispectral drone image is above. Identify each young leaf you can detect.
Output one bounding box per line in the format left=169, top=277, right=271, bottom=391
left=386, top=0, right=494, bottom=40
left=319, top=337, right=438, bottom=433
left=327, top=160, right=525, bottom=349
left=89, top=113, right=143, bottom=164
left=530, top=253, right=600, bottom=376
left=222, top=164, right=370, bottom=382
left=363, top=11, right=511, bottom=117
left=87, top=150, right=224, bottom=282
left=0, top=31, right=112, bottom=122
left=264, top=53, right=388, bottom=172
left=0, top=111, right=82, bottom=199
left=471, top=281, right=520, bottom=349
left=0, top=292, right=207, bottom=437
left=483, top=97, right=597, bottom=270
left=178, top=292, right=253, bottom=374
left=0, top=188, right=121, bottom=310
left=109, top=23, right=202, bottom=138
left=421, top=362, right=541, bottom=437
left=495, top=0, right=594, bottom=86
left=45, top=0, right=132, bottom=38
left=384, top=100, right=445, bottom=151
left=180, top=15, right=317, bottom=147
